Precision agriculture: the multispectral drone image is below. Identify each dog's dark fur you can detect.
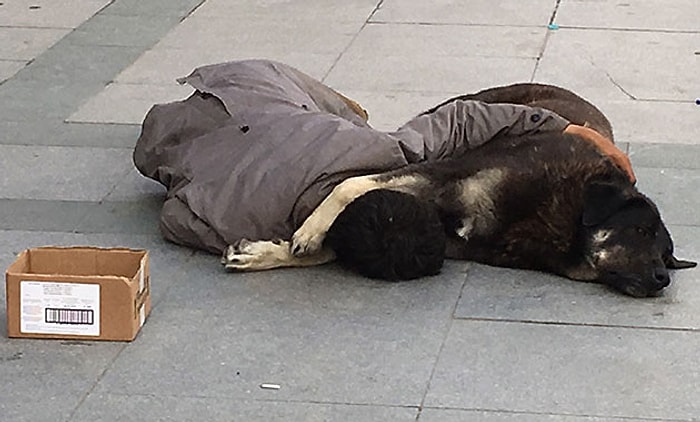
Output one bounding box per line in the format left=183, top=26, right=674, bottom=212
left=320, top=84, right=696, bottom=297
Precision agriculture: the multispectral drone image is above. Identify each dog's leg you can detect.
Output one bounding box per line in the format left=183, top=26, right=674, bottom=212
left=291, top=174, right=424, bottom=256
left=291, top=175, right=380, bottom=256
left=222, top=239, right=335, bottom=271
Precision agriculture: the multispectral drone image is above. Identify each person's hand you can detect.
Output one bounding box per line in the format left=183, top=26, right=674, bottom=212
left=564, top=124, right=636, bottom=184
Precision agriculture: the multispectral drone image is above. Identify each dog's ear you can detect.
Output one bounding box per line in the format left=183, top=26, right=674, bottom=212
left=665, top=255, right=697, bottom=269
left=582, top=181, right=629, bottom=226
left=657, top=222, right=698, bottom=269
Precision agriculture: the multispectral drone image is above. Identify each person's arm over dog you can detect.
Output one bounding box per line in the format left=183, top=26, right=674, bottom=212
left=392, top=100, right=635, bottom=183
left=392, top=100, right=569, bottom=161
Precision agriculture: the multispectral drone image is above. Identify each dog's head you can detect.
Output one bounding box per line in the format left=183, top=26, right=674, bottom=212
left=325, top=189, right=446, bottom=281
left=580, top=181, right=696, bottom=297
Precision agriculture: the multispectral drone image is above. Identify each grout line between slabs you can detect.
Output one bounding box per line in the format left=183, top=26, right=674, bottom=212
left=531, top=0, right=561, bottom=82
left=414, top=264, right=471, bottom=421
left=452, top=317, right=700, bottom=333
left=420, top=405, right=694, bottom=422
left=321, top=0, right=385, bottom=83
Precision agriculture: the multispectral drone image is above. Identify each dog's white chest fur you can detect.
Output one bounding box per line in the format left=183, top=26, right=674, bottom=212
left=455, top=168, right=505, bottom=240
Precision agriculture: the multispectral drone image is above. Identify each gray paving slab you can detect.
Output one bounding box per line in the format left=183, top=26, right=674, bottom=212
left=371, top=0, right=557, bottom=26
left=0, top=145, right=133, bottom=201
left=326, top=55, right=537, bottom=93
left=0, top=27, right=70, bottom=61
left=100, top=0, right=203, bottom=17
left=556, top=0, right=700, bottom=32
left=339, top=90, right=462, bottom=131
left=0, top=196, right=164, bottom=240
left=65, top=13, right=182, bottom=47
left=326, top=21, right=545, bottom=92
left=76, top=199, right=164, bottom=236
left=0, top=60, right=26, bottom=83
left=0, top=0, right=109, bottom=28
left=0, top=121, right=140, bottom=148
left=634, top=167, right=700, bottom=226
left=0, top=42, right=143, bottom=122
left=535, top=29, right=699, bottom=102
left=424, top=320, right=700, bottom=420
left=0, top=79, right=110, bottom=121
left=114, top=48, right=338, bottom=86
left=345, top=23, right=546, bottom=59
left=418, top=408, right=663, bottom=421
left=630, top=143, right=700, bottom=169
left=0, top=339, right=124, bottom=422
left=90, top=255, right=467, bottom=406
left=67, top=82, right=194, bottom=125
left=157, top=14, right=363, bottom=56
left=10, top=43, right=144, bottom=85
left=599, top=100, right=700, bottom=145
left=0, top=199, right=97, bottom=233
left=71, top=394, right=418, bottom=422
left=0, top=9, right=179, bottom=122
left=102, top=167, right=167, bottom=202
left=193, top=0, right=379, bottom=23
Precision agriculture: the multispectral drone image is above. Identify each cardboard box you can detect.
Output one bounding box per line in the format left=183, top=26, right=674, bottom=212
left=5, top=247, right=150, bottom=341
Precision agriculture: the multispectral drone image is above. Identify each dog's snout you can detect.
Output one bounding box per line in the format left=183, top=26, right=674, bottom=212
left=653, top=267, right=670, bottom=288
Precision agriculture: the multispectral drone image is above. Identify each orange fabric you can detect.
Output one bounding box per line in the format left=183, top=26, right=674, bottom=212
left=564, top=124, right=636, bottom=184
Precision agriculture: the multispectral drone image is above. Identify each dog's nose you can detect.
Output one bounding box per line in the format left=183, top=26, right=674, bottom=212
left=653, top=267, right=671, bottom=288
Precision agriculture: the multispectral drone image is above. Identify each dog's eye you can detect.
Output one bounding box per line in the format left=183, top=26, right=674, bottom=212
left=635, top=227, right=651, bottom=237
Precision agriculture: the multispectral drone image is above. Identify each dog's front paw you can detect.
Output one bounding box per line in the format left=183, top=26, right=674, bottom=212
left=221, top=239, right=253, bottom=270
left=221, top=239, right=287, bottom=271
left=291, top=226, right=326, bottom=257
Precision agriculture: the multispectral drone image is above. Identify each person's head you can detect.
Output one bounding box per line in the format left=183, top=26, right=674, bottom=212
left=324, top=189, right=446, bottom=281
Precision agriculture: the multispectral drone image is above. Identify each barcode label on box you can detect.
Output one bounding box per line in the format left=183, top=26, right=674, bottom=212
left=20, top=281, right=100, bottom=336
left=45, top=308, right=94, bottom=325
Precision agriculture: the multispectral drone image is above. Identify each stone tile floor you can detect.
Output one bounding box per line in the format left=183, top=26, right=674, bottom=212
left=1, top=0, right=698, bottom=420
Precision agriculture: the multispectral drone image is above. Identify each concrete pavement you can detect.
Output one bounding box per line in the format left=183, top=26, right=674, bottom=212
left=1, top=0, right=699, bottom=420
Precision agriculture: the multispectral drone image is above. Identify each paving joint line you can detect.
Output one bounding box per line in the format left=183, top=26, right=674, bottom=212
left=81, top=390, right=423, bottom=410
left=454, top=317, right=700, bottom=333
left=0, top=24, right=75, bottom=30
left=531, top=0, right=561, bottom=81
left=367, top=20, right=549, bottom=29
left=178, top=0, right=207, bottom=22
left=414, top=264, right=471, bottom=421
left=64, top=343, right=130, bottom=422
left=548, top=0, right=563, bottom=25
left=554, top=25, right=700, bottom=34
left=422, top=405, right=694, bottom=421
left=321, top=0, right=385, bottom=83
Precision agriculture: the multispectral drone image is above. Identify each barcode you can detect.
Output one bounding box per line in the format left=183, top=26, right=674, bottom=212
left=45, top=308, right=94, bottom=325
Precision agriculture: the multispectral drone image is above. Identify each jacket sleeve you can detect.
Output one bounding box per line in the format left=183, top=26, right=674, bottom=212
left=392, top=100, right=571, bottom=162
